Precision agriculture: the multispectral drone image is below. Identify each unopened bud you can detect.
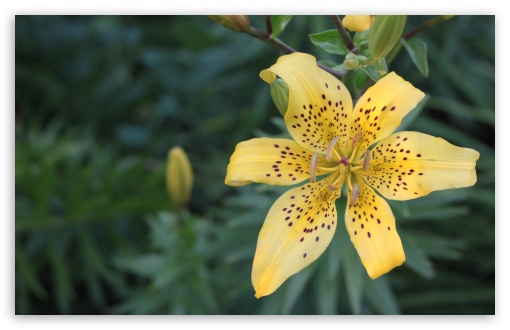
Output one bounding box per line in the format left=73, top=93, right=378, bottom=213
left=207, top=15, right=251, bottom=33
left=369, top=15, right=407, bottom=61
left=167, top=146, right=193, bottom=208
left=270, top=78, right=289, bottom=117
left=342, top=15, right=375, bottom=33
left=344, top=53, right=367, bottom=70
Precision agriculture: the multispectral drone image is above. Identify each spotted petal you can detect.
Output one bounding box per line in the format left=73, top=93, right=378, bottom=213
left=252, top=178, right=340, bottom=298
left=345, top=175, right=405, bottom=279
left=357, top=131, right=480, bottom=200
left=225, top=137, right=333, bottom=187
left=260, top=53, right=353, bottom=155
left=349, top=72, right=425, bottom=160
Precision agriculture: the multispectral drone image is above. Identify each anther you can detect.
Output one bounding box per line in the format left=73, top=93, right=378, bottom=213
left=328, top=183, right=338, bottom=191
left=310, top=153, right=319, bottom=183
left=362, top=149, right=371, bottom=171
left=349, top=183, right=360, bottom=208
left=351, top=131, right=362, bottom=149
left=326, top=136, right=340, bottom=161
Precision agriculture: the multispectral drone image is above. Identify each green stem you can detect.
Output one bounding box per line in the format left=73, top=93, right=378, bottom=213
left=403, top=15, right=456, bottom=40
left=329, top=15, right=359, bottom=55
left=244, top=26, right=345, bottom=80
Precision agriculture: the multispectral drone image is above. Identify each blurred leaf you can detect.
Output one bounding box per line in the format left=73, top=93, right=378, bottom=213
left=343, top=246, right=365, bottom=314
left=281, top=263, right=316, bottom=314
left=314, top=256, right=339, bottom=314
left=270, top=15, right=293, bottom=38
left=401, top=37, right=429, bottom=77
left=309, top=29, right=348, bottom=55
left=400, top=232, right=435, bottom=279
left=366, top=276, right=400, bottom=314
left=15, top=247, right=47, bottom=299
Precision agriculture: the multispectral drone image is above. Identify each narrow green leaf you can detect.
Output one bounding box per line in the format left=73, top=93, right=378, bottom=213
left=281, top=262, right=316, bottom=314
left=270, top=15, right=293, bottom=38
left=309, top=29, right=348, bottom=55
left=315, top=257, right=339, bottom=314
left=366, top=276, right=400, bottom=314
left=401, top=37, right=429, bottom=77
left=362, top=57, right=388, bottom=82
left=343, top=246, right=365, bottom=314
left=15, top=247, right=47, bottom=299
left=400, top=232, right=435, bottom=279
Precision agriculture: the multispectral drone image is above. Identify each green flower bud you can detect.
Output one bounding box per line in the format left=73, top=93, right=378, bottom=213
left=270, top=78, right=289, bottom=117
left=368, top=15, right=407, bottom=62
left=207, top=15, right=251, bottom=33
left=344, top=53, right=368, bottom=70
left=167, top=146, right=193, bottom=208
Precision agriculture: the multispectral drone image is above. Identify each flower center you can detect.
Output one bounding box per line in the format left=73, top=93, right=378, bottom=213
left=310, top=136, right=371, bottom=193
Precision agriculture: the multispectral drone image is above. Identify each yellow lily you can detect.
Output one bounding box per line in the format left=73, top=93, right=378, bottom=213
left=225, top=53, right=479, bottom=298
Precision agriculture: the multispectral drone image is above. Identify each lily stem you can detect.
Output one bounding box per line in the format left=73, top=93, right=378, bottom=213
left=244, top=26, right=345, bottom=80
left=265, top=15, right=272, bottom=35
left=403, top=15, right=456, bottom=40
left=329, top=15, right=359, bottom=55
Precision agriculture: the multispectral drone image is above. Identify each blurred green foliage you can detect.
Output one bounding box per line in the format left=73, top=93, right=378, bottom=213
left=15, top=15, right=494, bottom=314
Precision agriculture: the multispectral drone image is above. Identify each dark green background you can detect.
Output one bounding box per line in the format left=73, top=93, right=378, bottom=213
left=15, top=15, right=495, bottom=314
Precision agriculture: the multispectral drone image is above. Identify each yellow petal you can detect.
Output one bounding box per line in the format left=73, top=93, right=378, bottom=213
left=260, top=53, right=353, bottom=155
left=342, top=15, right=374, bottom=33
left=357, top=131, right=480, bottom=200
left=345, top=175, right=405, bottom=279
left=252, top=178, right=340, bottom=298
left=225, top=137, right=331, bottom=187
left=349, top=72, right=425, bottom=160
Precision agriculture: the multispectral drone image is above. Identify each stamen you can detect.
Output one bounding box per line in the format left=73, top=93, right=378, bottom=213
left=362, top=149, right=371, bottom=171
left=351, top=131, right=362, bottom=149
left=326, top=136, right=341, bottom=161
left=310, top=153, right=319, bottom=183
left=328, top=183, right=338, bottom=191
left=339, top=157, right=349, bottom=166
left=317, top=165, right=339, bottom=172
left=349, top=182, right=360, bottom=208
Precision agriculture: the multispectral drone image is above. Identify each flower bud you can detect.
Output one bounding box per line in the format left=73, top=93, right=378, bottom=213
left=344, top=53, right=368, bottom=70
left=342, top=15, right=375, bottom=33
left=368, top=15, right=407, bottom=62
left=270, top=78, right=289, bottom=116
left=167, top=146, right=193, bottom=208
left=207, top=15, right=251, bottom=33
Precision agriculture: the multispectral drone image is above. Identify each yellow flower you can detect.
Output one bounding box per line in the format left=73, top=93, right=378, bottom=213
left=225, top=53, right=479, bottom=298
left=342, top=15, right=375, bottom=32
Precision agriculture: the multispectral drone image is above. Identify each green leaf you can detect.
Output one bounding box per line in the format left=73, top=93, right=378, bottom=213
left=15, top=247, right=47, bottom=299
left=281, top=263, right=316, bottom=314
left=366, top=276, right=400, bottom=314
left=270, top=15, right=293, bottom=38
left=400, top=232, right=435, bottom=279
left=362, top=57, right=388, bottom=82
left=343, top=245, right=365, bottom=314
left=315, top=257, right=339, bottom=314
left=353, top=29, right=371, bottom=48
left=401, top=37, right=429, bottom=77
left=309, top=29, right=348, bottom=55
